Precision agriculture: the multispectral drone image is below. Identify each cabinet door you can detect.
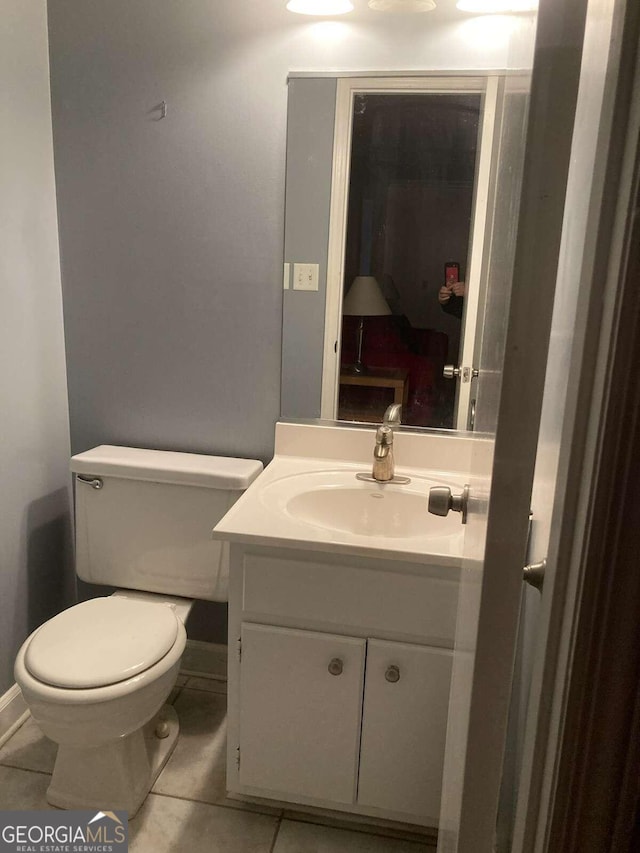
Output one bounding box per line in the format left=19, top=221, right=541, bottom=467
left=357, top=639, right=452, bottom=822
left=239, top=622, right=366, bottom=803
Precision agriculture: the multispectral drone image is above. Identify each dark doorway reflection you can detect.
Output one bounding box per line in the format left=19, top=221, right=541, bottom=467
left=338, top=92, right=481, bottom=429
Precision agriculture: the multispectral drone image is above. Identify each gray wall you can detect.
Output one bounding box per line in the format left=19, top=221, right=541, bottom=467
left=0, top=1, right=73, bottom=693
left=281, top=78, right=336, bottom=419
left=48, top=1, right=285, bottom=463
left=47, top=1, right=536, bottom=463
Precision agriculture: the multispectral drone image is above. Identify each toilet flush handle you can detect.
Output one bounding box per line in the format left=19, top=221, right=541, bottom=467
left=76, top=474, right=103, bottom=490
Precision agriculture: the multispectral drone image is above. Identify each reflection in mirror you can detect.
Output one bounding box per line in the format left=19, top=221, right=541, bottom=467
left=281, top=74, right=520, bottom=434
left=338, top=92, right=481, bottom=429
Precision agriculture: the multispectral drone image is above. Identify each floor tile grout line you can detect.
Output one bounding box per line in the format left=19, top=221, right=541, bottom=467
left=170, top=685, right=184, bottom=705
left=282, top=814, right=437, bottom=846
left=0, top=757, right=431, bottom=845
left=148, top=788, right=283, bottom=819
left=268, top=814, right=283, bottom=853
left=180, top=674, right=227, bottom=684
left=0, top=759, right=435, bottom=848
left=283, top=809, right=437, bottom=845
left=150, top=781, right=429, bottom=844
left=180, top=684, right=227, bottom=696
left=0, top=762, right=52, bottom=778
left=182, top=676, right=226, bottom=681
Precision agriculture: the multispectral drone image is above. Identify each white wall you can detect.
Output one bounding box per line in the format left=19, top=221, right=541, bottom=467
left=0, top=0, right=73, bottom=693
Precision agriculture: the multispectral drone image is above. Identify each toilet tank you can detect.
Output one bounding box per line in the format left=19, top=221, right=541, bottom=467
left=71, top=446, right=263, bottom=602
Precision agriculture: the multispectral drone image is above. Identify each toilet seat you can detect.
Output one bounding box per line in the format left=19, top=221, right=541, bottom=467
left=24, top=597, right=180, bottom=689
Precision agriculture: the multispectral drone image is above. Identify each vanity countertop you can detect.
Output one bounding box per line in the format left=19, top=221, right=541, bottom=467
left=213, top=453, right=466, bottom=567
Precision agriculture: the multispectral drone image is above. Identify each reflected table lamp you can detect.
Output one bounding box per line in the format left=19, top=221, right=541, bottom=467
left=342, top=275, right=391, bottom=374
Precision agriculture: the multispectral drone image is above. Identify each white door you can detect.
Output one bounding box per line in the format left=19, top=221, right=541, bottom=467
left=436, top=0, right=630, bottom=850
left=510, top=0, right=637, bottom=848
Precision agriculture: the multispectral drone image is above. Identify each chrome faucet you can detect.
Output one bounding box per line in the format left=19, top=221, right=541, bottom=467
left=372, top=404, right=402, bottom=481
left=382, top=402, right=402, bottom=430
left=356, top=404, right=410, bottom=484
left=372, top=425, right=395, bottom=482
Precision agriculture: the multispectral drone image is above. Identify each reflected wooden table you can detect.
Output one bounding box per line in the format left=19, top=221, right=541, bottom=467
left=339, top=367, right=409, bottom=423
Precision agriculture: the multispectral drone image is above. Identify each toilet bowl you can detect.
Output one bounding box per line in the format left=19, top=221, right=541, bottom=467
left=14, top=445, right=263, bottom=816
left=14, top=596, right=188, bottom=815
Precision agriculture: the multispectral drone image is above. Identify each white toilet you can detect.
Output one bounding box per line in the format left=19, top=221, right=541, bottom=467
left=14, top=445, right=262, bottom=816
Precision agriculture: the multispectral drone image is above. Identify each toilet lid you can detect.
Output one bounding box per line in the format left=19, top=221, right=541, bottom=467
left=24, top=598, right=180, bottom=689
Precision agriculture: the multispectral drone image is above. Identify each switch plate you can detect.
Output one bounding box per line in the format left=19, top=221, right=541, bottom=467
left=293, top=263, right=319, bottom=292
left=283, top=263, right=290, bottom=290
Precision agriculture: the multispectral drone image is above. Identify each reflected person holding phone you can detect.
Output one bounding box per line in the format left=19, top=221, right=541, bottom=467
left=438, top=279, right=466, bottom=319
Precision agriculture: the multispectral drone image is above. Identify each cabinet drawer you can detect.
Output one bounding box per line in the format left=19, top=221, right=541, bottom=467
left=242, top=553, right=457, bottom=646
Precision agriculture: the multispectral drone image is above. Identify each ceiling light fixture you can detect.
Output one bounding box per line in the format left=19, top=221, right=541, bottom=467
left=286, top=0, right=354, bottom=15
left=368, top=0, right=437, bottom=11
left=456, top=0, right=537, bottom=12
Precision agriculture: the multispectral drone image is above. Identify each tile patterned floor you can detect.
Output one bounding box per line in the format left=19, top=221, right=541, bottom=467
left=0, top=676, right=437, bottom=852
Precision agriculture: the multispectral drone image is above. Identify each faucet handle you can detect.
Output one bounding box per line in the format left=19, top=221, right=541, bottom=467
left=375, top=425, right=394, bottom=446
left=383, top=403, right=402, bottom=429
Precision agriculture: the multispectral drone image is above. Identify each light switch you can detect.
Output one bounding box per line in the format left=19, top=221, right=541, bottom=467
left=283, top=263, right=290, bottom=290
left=293, top=263, right=319, bottom=292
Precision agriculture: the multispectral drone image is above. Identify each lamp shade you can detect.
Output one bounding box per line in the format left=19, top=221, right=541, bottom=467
left=343, top=276, right=391, bottom=317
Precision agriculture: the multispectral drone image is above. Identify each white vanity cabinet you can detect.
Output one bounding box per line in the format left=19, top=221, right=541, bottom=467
left=226, top=544, right=458, bottom=828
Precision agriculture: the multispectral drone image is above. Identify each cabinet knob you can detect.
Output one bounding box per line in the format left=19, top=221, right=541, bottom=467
left=385, top=665, right=400, bottom=683
left=328, top=658, right=343, bottom=676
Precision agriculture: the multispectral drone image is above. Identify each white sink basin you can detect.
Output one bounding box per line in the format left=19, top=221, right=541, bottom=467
left=212, top=426, right=470, bottom=566
left=260, top=470, right=460, bottom=540
left=287, top=487, right=427, bottom=538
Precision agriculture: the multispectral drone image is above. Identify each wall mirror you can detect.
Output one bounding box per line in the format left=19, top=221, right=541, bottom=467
left=281, top=73, right=526, bottom=432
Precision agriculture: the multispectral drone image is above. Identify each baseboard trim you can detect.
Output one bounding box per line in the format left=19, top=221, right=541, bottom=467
left=0, top=684, right=29, bottom=749
left=180, top=640, right=227, bottom=680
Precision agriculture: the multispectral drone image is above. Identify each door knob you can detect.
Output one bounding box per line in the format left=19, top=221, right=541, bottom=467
left=443, top=364, right=461, bottom=379
left=523, top=559, right=546, bottom=592
left=443, top=365, right=479, bottom=381
left=428, top=485, right=470, bottom=524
